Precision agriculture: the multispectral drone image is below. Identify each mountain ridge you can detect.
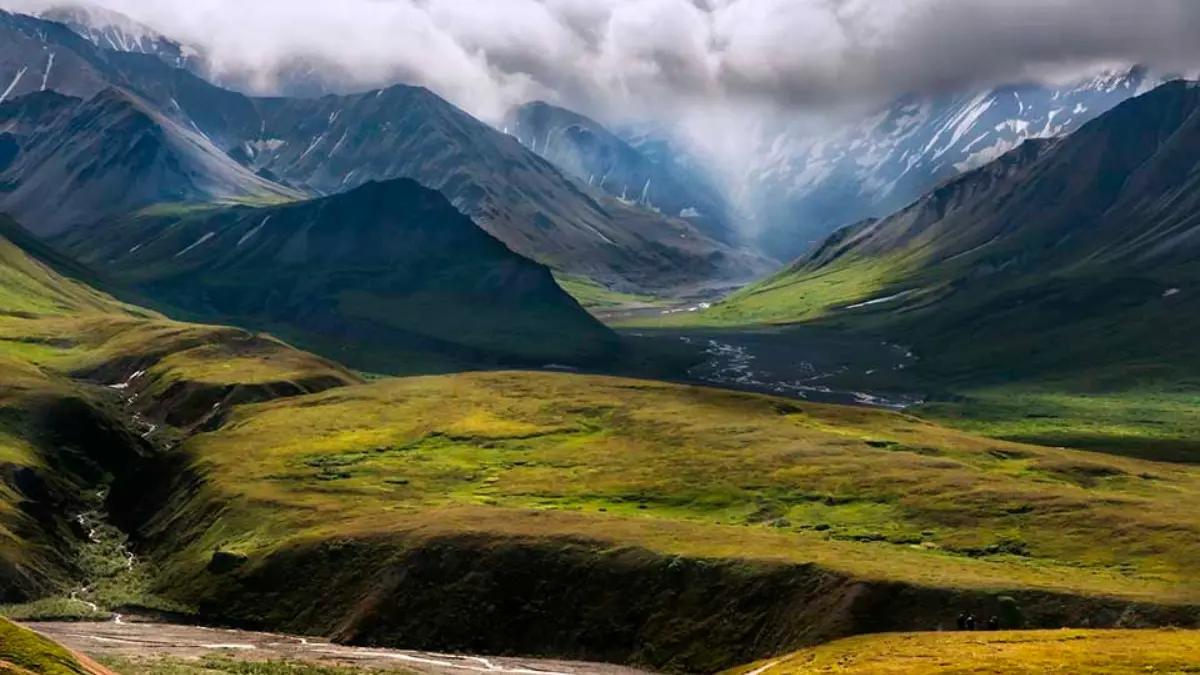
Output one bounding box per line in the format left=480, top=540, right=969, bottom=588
left=0, top=8, right=761, bottom=291
left=55, top=176, right=622, bottom=372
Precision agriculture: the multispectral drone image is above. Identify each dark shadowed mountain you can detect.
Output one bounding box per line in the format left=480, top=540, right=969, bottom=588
left=55, top=178, right=620, bottom=372
left=0, top=88, right=295, bottom=236
left=726, top=80, right=1200, bottom=383
left=0, top=9, right=762, bottom=291
left=504, top=101, right=741, bottom=247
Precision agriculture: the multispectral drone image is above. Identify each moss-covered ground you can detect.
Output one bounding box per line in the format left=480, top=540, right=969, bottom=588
left=145, top=371, right=1200, bottom=606
left=725, top=630, right=1200, bottom=675
left=0, top=619, right=96, bottom=675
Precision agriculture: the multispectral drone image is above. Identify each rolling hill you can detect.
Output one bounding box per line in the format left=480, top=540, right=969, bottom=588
left=1, top=209, right=1200, bottom=673
left=55, top=178, right=620, bottom=372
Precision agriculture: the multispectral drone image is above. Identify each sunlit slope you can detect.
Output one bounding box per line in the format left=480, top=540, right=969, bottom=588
left=0, top=216, right=358, bottom=601
left=0, top=618, right=108, bottom=675
left=724, top=630, right=1200, bottom=675
left=112, top=370, right=1200, bottom=671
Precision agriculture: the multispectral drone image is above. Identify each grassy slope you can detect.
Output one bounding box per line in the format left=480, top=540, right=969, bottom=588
left=0, top=217, right=360, bottom=604
left=0, top=619, right=97, bottom=675
left=726, top=630, right=1200, bottom=675
left=553, top=274, right=666, bottom=311
left=143, top=371, right=1200, bottom=607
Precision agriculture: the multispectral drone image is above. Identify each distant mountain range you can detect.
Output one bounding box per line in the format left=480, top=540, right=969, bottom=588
left=745, top=68, right=1162, bottom=259
left=722, top=79, right=1200, bottom=383
left=504, top=101, right=741, bottom=247
left=14, top=3, right=1169, bottom=273
left=0, top=8, right=761, bottom=291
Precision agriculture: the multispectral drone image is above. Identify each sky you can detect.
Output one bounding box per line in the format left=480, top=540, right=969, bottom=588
left=5, top=0, right=1200, bottom=125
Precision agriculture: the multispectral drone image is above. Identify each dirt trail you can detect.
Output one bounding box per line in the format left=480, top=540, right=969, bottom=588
left=28, top=622, right=656, bottom=675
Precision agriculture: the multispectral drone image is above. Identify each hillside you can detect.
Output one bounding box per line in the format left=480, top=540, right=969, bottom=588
left=117, top=369, right=1200, bottom=671
left=0, top=213, right=357, bottom=604
left=0, top=618, right=109, bottom=675
left=0, top=89, right=295, bottom=236
left=2, top=213, right=1200, bottom=672
left=55, top=178, right=620, bottom=372
left=697, top=81, right=1200, bottom=379
left=725, top=630, right=1200, bottom=675
left=505, top=101, right=741, bottom=246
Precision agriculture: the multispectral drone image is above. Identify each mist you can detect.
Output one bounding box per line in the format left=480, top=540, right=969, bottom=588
left=5, top=0, right=1200, bottom=121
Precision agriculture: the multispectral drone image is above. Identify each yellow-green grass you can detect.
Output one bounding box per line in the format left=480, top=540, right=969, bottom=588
left=154, top=371, right=1200, bottom=604
left=614, top=258, right=905, bottom=328
left=0, top=315, right=357, bottom=389
left=0, top=355, right=75, bottom=588
left=553, top=274, right=665, bottom=311
left=725, top=630, right=1200, bottom=675
left=922, top=387, right=1200, bottom=464
left=0, top=238, right=138, bottom=319
left=0, top=619, right=96, bottom=675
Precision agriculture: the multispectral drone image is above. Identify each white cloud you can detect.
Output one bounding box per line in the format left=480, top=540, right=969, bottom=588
left=7, top=0, right=1199, bottom=124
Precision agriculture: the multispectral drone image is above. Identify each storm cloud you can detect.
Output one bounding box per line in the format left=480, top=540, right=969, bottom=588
left=4, top=0, right=1200, bottom=122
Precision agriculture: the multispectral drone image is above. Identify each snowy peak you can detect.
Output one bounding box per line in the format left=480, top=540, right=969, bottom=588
left=750, top=66, right=1161, bottom=259
left=505, top=101, right=741, bottom=245
left=36, top=4, right=197, bottom=69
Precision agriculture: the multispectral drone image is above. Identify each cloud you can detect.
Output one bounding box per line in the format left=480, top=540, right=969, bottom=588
left=8, top=0, right=1200, bottom=124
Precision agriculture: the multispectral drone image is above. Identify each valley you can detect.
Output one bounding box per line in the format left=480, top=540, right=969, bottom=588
left=1, top=4, right=1199, bottom=675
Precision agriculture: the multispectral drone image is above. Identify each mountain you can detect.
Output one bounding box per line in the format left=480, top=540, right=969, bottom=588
left=748, top=68, right=1160, bottom=260
left=224, top=87, right=764, bottom=289
left=55, top=177, right=620, bottom=372
left=36, top=3, right=197, bottom=70
left=717, top=80, right=1200, bottom=383
left=35, top=2, right=342, bottom=98
left=505, top=101, right=741, bottom=246
left=0, top=89, right=295, bottom=236
left=0, top=9, right=759, bottom=291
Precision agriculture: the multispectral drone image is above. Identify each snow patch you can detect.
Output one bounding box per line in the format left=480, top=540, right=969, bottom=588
left=237, top=217, right=271, bottom=247
left=0, top=67, right=29, bottom=105
left=175, top=232, right=216, bottom=257
left=41, top=52, right=55, bottom=90
left=843, top=291, right=911, bottom=310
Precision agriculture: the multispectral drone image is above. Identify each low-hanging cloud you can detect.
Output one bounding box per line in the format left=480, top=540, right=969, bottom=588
left=6, top=0, right=1200, bottom=124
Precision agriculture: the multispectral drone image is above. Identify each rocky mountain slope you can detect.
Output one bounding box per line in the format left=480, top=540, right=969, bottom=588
left=56, top=178, right=620, bottom=372
left=36, top=4, right=197, bottom=70
left=717, top=79, right=1200, bottom=383
left=0, top=89, right=294, bottom=235
left=505, top=101, right=741, bottom=246
left=0, top=8, right=759, bottom=291
left=747, top=68, right=1160, bottom=259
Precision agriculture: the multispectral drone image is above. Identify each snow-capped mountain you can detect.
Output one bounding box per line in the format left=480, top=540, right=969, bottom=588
left=748, top=67, right=1162, bottom=259
left=504, top=101, right=742, bottom=245
left=37, top=4, right=198, bottom=69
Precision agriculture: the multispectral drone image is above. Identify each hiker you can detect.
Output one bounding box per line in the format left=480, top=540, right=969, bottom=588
left=965, top=613, right=976, bottom=631
left=988, top=616, right=1000, bottom=631
left=957, top=612, right=968, bottom=630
